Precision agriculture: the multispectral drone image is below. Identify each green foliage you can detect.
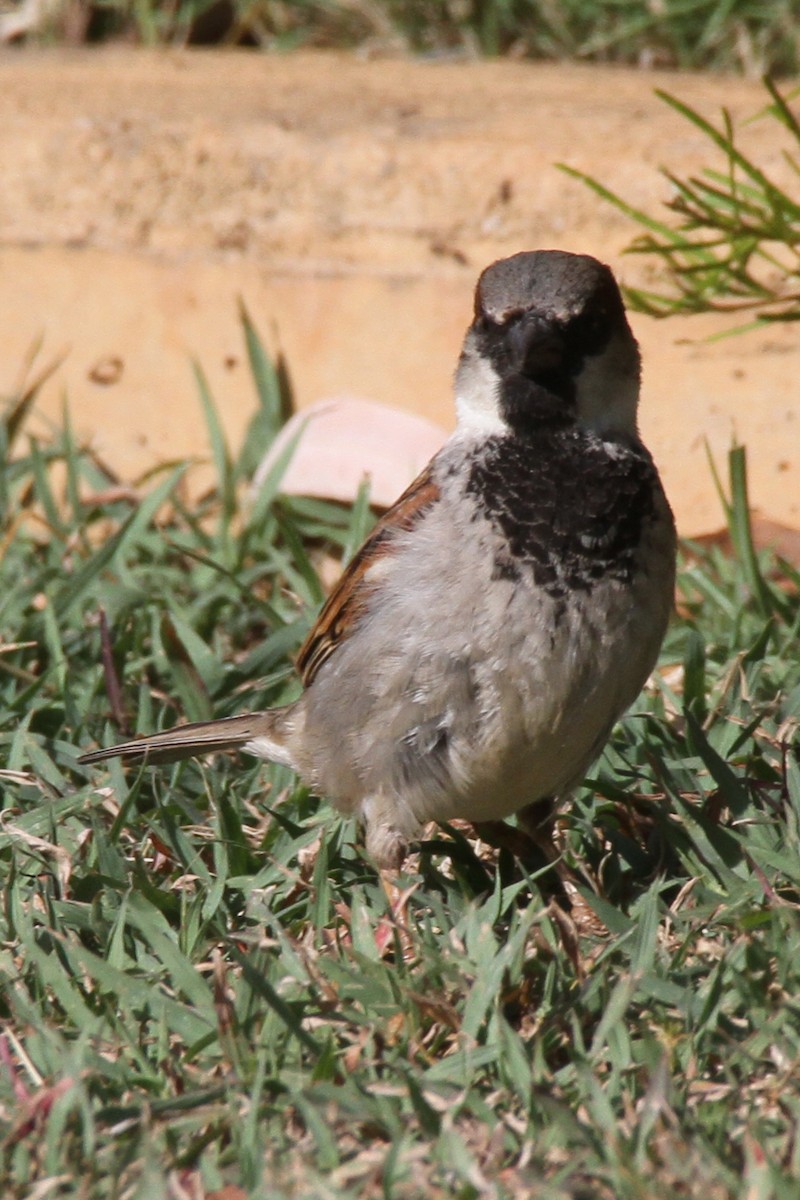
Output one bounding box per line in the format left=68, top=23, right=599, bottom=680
left=564, top=77, right=800, bottom=326
left=21, top=0, right=800, bottom=75
left=1, top=320, right=799, bottom=1197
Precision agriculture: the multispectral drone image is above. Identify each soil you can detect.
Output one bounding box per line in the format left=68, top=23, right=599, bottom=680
left=0, top=48, right=797, bottom=535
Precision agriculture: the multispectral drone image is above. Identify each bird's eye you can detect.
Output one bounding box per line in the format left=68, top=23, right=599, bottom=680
left=571, top=307, right=611, bottom=356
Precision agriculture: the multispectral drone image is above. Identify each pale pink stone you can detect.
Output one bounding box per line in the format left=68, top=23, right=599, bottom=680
left=252, top=396, right=446, bottom=509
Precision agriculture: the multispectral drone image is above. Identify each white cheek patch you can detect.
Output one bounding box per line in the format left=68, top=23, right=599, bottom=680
left=454, top=345, right=508, bottom=436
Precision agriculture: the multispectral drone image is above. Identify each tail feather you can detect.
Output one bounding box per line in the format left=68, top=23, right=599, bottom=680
left=78, top=709, right=297, bottom=769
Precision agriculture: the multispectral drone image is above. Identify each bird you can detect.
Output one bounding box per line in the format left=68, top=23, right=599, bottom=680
left=79, top=249, right=676, bottom=872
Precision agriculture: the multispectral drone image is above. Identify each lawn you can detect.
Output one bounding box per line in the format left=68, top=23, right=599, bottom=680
left=1, top=317, right=799, bottom=1199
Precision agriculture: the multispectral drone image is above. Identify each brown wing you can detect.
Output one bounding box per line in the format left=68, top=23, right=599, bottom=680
left=296, top=462, right=441, bottom=686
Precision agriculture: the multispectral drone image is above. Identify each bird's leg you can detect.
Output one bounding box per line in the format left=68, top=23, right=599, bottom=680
left=360, top=795, right=415, bottom=956
left=519, top=795, right=611, bottom=956
left=516, top=796, right=558, bottom=857
left=361, top=795, right=410, bottom=872
left=471, top=818, right=546, bottom=864
left=472, top=794, right=557, bottom=867
left=472, top=797, right=571, bottom=908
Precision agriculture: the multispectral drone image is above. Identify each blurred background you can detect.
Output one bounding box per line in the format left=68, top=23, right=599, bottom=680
left=1, top=4, right=799, bottom=535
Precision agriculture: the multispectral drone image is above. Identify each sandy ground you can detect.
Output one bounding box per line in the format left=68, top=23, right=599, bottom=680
left=0, top=48, right=798, bottom=535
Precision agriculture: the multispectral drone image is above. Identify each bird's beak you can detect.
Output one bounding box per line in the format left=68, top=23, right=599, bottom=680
left=509, top=314, right=567, bottom=382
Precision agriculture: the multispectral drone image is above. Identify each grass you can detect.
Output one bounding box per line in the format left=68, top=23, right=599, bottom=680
left=1, top=314, right=799, bottom=1199
left=563, top=77, right=800, bottom=330
left=10, top=0, right=800, bottom=75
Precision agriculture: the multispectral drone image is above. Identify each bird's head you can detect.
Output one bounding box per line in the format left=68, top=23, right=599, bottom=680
left=455, top=250, right=641, bottom=439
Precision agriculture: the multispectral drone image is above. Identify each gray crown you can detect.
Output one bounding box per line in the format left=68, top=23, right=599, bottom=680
left=475, top=250, right=619, bottom=324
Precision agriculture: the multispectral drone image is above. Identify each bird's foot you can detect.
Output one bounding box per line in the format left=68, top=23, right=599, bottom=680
left=361, top=795, right=412, bottom=871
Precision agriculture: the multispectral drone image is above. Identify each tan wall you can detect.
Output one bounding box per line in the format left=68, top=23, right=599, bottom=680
left=1, top=51, right=797, bottom=534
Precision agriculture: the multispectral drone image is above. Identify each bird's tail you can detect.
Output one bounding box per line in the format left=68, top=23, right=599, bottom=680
left=78, top=708, right=298, bottom=769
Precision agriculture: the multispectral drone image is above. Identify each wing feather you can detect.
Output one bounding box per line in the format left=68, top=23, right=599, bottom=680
left=296, top=463, right=441, bottom=685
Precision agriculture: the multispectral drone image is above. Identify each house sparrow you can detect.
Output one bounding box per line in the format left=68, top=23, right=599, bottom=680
left=79, top=250, right=676, bottom=870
